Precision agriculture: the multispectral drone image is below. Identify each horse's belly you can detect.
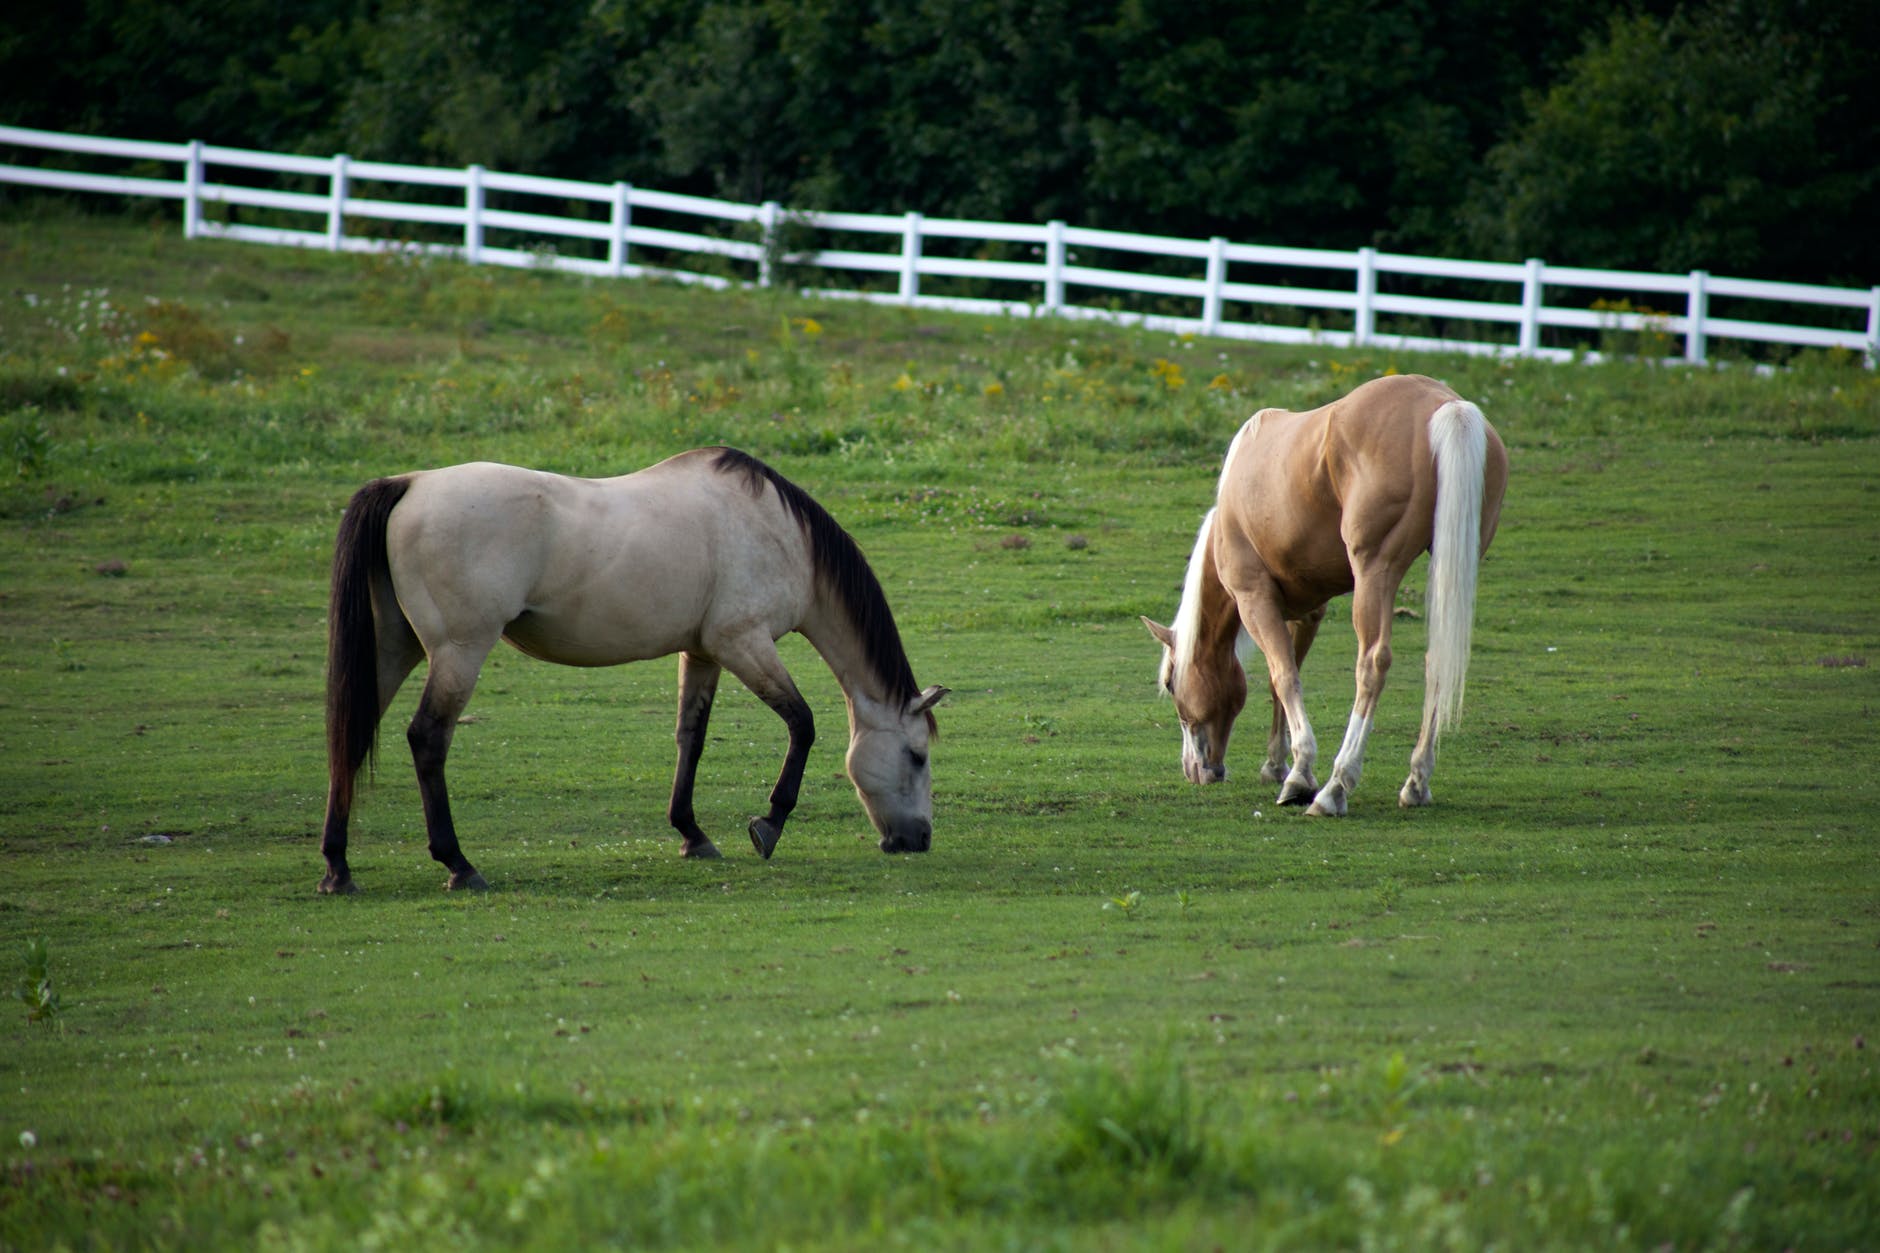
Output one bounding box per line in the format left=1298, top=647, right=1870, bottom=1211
left=502, top=606, right=689, bottom=668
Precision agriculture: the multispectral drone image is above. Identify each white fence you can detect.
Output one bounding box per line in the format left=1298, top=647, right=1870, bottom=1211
left=3, top=122, right=1875, bottom=366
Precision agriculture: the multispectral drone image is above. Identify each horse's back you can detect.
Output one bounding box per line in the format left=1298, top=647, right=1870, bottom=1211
left=1218, top=375, right=1495, bottom=608
left=385, top=455, right=812, bottom=667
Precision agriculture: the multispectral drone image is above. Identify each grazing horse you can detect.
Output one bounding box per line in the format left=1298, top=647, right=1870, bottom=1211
left=1143, top=374, right=1507, bottom=815
left=319, top=446, right=947, bottom=893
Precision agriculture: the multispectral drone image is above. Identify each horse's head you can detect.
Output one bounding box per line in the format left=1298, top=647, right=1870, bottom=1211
left=847, top=685, right=948, bottom=852
left=1143, top=616, right=1245, bottom=784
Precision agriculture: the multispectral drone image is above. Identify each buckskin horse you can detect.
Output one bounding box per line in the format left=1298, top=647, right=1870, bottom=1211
left=1144, top=373, right=1507, bottom=815
left=319, top=446, right=947, bottom=892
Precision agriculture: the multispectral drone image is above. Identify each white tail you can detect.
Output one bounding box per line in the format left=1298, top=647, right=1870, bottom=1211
left=1424, top=400, right=1488, bottom=737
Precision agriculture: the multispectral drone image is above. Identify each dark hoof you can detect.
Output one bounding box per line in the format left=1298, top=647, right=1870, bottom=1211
left=1276, top=784, right=1316, bottom=807
left=748, top=817, right=781, bottom=860
left=681, top=840, right=723, bottom=860
left=317, top=874, right=358, bottom=896
left=445, top=869, right=490, bottom=891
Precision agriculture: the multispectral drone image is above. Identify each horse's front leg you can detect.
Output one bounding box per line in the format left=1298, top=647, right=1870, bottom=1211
left=668, top=652, right=724, bottom=859
left=1236, top=593, right=1319, bottom=806
left=748, top=687, right=815, bottom=861
left=713, top=636, right=816, bottom=859
left=1262, top=609, right=1325, bottom=785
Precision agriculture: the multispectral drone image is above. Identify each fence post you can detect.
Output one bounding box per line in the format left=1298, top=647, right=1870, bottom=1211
left=1518, top=257, right=1544, bottom=357
left=327, top=153, right=349, bottom=252
left=1203, top=237, right=1227, bottom=335
left=899, top=212, right=923, bottom=305
left=758, top=200, right=781, bottom=287
left=181, top=140, right=204, bottom=240
left=609, top=182, right=632, bottom=278
left=1686, top=269, right=1709, bottom=364
left=464, top=164, right=485, bottom=265
left=1045, top=220, right=1066, bottom=312
left=1354, top=246, right=1377, bottom=344
left=1866, top=287, right=1878, bottom=369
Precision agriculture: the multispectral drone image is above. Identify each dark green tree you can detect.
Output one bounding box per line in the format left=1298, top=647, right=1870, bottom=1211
left=2, top=0, right=1870, bottom=282
left=0, top=0, right=367, bottom=152
left=1468, top=0, right=1879, bottom=284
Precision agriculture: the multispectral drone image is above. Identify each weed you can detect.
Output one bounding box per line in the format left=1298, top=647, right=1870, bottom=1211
left=2, top=408, right=53, bottom=478
left=1371, top=876, right=1406, bottom=914
left=373, top=1075, right=485, bottom=1129
left=1104, top=890, right=1144, bottom=918
left=1020, top=711, right=1058, bottom=737
left=1050, top=1046, right=1206, bottom=1178
left=0, top=366, right=82, bottom=413
left=13, top=937, right=61, bottom=1029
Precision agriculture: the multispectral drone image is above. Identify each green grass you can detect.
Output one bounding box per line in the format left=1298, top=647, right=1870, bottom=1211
left=1, top=204, right=1877, bottom=1250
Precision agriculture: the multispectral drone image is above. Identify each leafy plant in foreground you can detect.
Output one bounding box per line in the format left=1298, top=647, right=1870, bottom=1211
left=1050, top=1046, right=1207, bottom=1179
left=13, top=937, right=61, bottom=1029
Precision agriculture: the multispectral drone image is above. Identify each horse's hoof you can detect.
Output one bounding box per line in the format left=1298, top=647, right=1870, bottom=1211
left=682, top=840, right=722, bottom=860
left=1399, top=778, right=1432, bottom=808
left=317, top=875, right=358, bottom=896
left=1305, top=790, right=1346, bottom=818
left=748, top=817, right=781, bottom=860
left=445, top=870, right=490, bottom=891
left=1276, top=779, right=1317, bottom=807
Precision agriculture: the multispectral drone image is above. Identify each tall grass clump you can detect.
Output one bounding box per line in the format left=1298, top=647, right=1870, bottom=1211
left=1046, top=1045, right=1210, bottom=1188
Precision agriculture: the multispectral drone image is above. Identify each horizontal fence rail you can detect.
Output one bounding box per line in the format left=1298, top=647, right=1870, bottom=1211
left=3, top=123, right=1874, bottom=366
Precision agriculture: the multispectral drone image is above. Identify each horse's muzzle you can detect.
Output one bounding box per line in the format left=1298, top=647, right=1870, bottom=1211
left=879, top=821, right=932, bottom=854
left=1184, top=759, right=1227, bottom=785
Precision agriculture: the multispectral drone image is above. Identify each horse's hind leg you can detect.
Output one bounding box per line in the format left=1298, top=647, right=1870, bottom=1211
left=319, top=601, right=424, bottom=894
left=407, top=644, right=495, bottom=891
left=1263, top=608, right=1326, bottom=786
left=668, top=651, right=724, bottom=859
left=1307, top=564, right=1400, bottom=817
left=1401, top=722, right=1437, bottom=807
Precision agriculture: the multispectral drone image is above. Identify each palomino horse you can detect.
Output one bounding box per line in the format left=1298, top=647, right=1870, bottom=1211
left=1144, top=374, right=1507, bottom=815
left=320, top=446, right=947, bottom=893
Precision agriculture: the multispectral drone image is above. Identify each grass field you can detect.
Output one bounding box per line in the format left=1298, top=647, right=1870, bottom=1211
left=1, top=206, right=1877, bottom=1250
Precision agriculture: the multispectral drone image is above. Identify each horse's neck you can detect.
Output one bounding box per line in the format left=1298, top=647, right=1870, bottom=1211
left=1196, top=551, right=1245, bottom=662
left=799, top=598, right=898, bottom=730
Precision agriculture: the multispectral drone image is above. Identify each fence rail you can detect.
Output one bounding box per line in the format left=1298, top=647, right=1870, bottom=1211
left=4, top=122, right=1875, bottom=365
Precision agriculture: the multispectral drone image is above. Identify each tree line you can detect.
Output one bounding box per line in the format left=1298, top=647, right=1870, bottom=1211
left=6, top=0, right=1875, bottom=285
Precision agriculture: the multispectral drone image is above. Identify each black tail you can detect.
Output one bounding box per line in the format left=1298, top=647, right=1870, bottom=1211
left=326, top=477, right=411, bottom=813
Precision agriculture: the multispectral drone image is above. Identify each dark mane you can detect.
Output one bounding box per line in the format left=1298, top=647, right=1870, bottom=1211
left=710, top=447, right=925, bottom=713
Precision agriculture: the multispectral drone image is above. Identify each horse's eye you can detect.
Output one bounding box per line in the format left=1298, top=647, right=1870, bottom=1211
left=908, top=749, right=928, bottom=771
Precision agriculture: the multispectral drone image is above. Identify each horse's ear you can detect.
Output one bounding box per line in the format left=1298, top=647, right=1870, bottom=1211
left=909, top=685, right=949, bottom=716
left=1141, top=616, right=1176, bottom=650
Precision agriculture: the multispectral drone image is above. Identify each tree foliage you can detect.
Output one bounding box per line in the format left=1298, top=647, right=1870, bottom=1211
left=1470, top=0, right=1880, bottom=281
left=4, top=0, right=1873, bottom=284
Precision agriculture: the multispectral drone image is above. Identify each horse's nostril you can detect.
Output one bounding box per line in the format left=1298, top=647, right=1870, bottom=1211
left=880, top=824, right=932, bottom=854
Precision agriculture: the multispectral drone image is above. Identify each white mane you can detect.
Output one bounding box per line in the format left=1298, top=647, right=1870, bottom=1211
left=1168, top=508, right=1217, bottom=688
